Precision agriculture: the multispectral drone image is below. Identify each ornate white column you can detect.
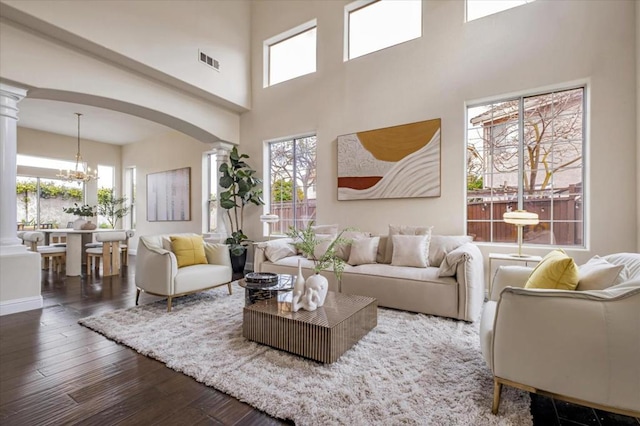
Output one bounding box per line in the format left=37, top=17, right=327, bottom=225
left=209, top=141, right=234, bottom=239
left=0, top=83, right=28, bottom=253
left=0, top=83, right=42, bottom=316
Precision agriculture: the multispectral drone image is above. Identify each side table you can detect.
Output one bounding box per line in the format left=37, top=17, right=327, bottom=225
left=487, top=253, right=543, bottom=297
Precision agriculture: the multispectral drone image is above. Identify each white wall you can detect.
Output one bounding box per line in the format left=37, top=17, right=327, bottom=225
left=637, top=1, right=640, bottom=252
left=241, top=0, right=638, bottom=265
left=1, top=0, right=251, bottom=110
left=122, top=130, right=211, bottom=252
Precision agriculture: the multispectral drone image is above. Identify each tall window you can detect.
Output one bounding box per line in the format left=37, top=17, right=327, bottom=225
left=97, top=165, right=114, bottom=228
left=266, top=135, right=317, bottom=234
left=206, top=154, right=218, bottom=232
left=345, top=0, right=422, bottom=61
left=264, top=20, right=317, bottom=87
left=466, top=87, right=585, bottom=247
left=466, top=0, right=536, bottom=22
left=124, top=167, right=136, bottom=230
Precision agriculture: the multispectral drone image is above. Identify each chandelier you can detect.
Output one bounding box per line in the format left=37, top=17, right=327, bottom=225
left=57, top=113, right=98, bottom=183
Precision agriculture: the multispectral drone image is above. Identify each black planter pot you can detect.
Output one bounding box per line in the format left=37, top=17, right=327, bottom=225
left=230, top=249, right=247, bottom=274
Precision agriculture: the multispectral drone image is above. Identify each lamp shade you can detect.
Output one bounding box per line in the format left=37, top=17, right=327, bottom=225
left=260, top=214, right=279, bottom=224
left=503, top=210, right=539, bottom=226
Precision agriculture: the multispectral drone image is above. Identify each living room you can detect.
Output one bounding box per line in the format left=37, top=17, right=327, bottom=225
left=0, top=0, right=638, bottom=424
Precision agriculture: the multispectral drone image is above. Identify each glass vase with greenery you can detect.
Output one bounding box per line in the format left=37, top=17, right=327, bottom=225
left=286, top=222, right=350, bottom=280
left=62, top=203, right=96, bottom=217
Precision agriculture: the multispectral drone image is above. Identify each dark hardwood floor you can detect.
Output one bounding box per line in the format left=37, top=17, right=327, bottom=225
left=1, top=257, right=637, bottom=425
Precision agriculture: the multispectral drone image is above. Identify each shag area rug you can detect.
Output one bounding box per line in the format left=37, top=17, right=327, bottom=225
left=79, top=285, right=532, bottom=425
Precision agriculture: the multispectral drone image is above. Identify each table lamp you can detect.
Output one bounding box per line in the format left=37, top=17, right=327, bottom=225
left=503, top=210, right=539, bottom=258
left=260, top=213, right=279, bottom=240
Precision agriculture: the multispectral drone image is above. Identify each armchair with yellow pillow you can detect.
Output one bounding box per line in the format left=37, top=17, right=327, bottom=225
left=135, top=233, right=233, bottom=311
left=480, top=250, right=640, bottom=418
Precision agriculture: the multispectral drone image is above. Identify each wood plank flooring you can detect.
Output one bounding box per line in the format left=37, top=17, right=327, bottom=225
left=1, top=257, right=637, bottom=425
left=0, top=261, right=289, bottom=426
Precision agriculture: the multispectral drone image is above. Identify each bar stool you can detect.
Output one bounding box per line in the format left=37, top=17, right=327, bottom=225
left=21, top=231, right=66, bottom=274
left=86, top=231, right=128, bottom=276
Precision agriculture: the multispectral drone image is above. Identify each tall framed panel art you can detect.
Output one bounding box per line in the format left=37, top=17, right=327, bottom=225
left=147, top=167, right=191, bottom=221
left=337, top=118, right=441, bottom=200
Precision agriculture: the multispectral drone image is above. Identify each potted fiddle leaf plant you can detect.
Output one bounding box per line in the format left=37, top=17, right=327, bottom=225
left=219, top=146, right=265, bottom=273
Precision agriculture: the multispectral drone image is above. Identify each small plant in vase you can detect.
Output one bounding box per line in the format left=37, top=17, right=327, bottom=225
left=286, top=222, right=350, bottom=312
left=63, top=203, right=97, bottom=230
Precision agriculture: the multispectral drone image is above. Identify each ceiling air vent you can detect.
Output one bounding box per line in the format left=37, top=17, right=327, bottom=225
left=198, top=49, right=220, bottom=72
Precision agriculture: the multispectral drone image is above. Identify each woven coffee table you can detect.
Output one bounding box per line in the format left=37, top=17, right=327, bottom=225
left=242, top=291, right=377, bottom=363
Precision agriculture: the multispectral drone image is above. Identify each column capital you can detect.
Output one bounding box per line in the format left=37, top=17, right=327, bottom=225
left=210, top=141, right=234, bottom=155
left=0, top=83, right=28, bottom=121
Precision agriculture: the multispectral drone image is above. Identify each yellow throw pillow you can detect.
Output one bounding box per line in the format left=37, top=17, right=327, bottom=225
left=170, top=235, right=208, bottom=268
left=525, top=249, right=579, bottom=290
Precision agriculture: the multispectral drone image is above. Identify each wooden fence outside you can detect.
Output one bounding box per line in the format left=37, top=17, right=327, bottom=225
left=270, top=200, right=317, bottom=234
left=467, top=197, right=583, bottom=245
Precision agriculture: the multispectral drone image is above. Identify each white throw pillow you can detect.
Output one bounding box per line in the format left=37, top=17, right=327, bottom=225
left=384, top=224, right=433, bottom=264
left=263, top=239, right=297, bottom=263
left=390, top=235, right=429, bottom=268
left=312, top=236, right=335, bottom=260
left=335, top=230, right=372, bottom=261
left=577, top=256, right=625, bottom=291
left=428, top=235, right=473, bottom=267
left=348, top=237, right=380, bottom=266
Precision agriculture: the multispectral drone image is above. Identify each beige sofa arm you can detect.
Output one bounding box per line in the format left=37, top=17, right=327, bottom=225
left=135, top=239, right=177, bottom=295
left=492, top=285, right=640, bottom=413
left=447, top=243, right=484, bottom=321
left=490, top=265, right=533, bottom=301
left=204, top=243, right=232, bottom=268
left=253, top=242, right=268, bottom=272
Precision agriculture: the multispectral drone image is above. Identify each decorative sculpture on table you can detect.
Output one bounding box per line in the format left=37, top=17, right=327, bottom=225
left=288, top=222, right=349, bottom=312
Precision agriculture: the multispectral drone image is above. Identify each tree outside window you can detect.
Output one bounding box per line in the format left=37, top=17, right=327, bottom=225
left=267, top=135, right=317, bottom=234
left=467, top=87, right=584, bottom=246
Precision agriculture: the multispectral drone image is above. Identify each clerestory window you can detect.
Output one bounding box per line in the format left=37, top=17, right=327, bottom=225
left=466, top=0, right=536, bottom=22
left=345, top=0, right=422, bottom=61
left=264, top=20, right=317, bottom=87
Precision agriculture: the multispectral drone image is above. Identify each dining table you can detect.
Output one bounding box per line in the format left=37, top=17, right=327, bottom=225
left=41, top=228, right=125, bottom=277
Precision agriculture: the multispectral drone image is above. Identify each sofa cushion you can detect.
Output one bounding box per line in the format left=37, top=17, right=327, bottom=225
left=391, top=234, right=429, bottom=268
left=170, top=235, right=208, bottom=268
left=384, top=224, right=433, bottom=264
left=347, top=263, right=455, bottom=284
left=603, top=252, right=640, bottom=283
left=429, top=235, right=473, bottom=267
left=262, top=238, right=297, bottom=262
left=348, top=237, right=380, bottom=266
left=525, top=249, right=579, bottom=290
left=335, top=230, right=372, bottom=261
left=577, top=256, right=625, bottom=291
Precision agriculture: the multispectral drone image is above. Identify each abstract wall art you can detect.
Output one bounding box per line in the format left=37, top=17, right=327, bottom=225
left=147, top=167, right=191, bottom=221
left=337, top=118, right=441, bottom=200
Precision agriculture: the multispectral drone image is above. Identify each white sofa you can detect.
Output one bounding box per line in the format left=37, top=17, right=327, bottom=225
left=254, top=234, right=484, bottom=321
left=480, top=253, right=640, bottom=417
left=135, top=233, right=233, bottom=311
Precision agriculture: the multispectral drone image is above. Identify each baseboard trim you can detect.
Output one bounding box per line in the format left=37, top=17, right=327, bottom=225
left=0, top=295, right=43, bottom=316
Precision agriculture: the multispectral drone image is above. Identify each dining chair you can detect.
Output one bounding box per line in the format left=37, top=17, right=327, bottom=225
left=20, top=231, right=67, bottom=274
left=120, top=230, right=135, bottom=266
left=86, top=231, right=128, bottom=276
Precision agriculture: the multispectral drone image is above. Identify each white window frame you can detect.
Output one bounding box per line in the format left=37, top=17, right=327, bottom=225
left=263, top=19, right=317, bottom=88
left=465, top=84, right=587, bottom=248
left=344, top=0, right=422, bottom=61
left=263, top=133, right=317, bottom=236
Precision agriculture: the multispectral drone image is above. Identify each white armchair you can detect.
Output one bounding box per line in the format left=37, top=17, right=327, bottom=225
left=480, top=253, right=640, bottom=418
left=135, top=233, right=233, bottom=311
